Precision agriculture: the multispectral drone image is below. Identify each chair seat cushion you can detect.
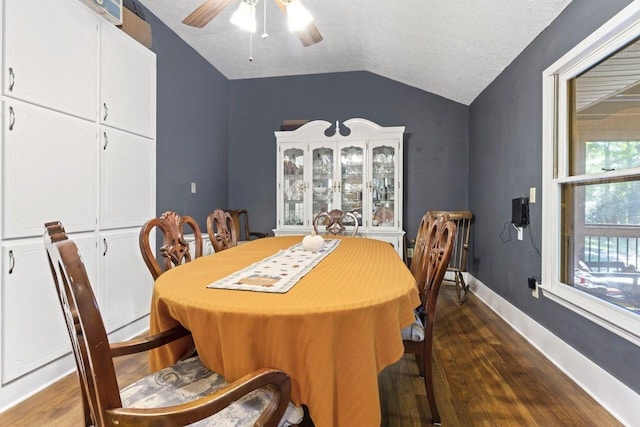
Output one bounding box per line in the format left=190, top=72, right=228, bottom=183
left=401, top=309, right=425, bottom=342
left=120, top=356, right=303, bottom=426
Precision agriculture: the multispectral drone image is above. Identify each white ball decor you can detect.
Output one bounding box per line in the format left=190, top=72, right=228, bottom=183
left=302, top=231, right=325, bottom=252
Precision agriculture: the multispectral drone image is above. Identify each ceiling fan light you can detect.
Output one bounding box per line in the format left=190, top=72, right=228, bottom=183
left=231, top=1, right=257, bottom=33
left=286, top=0, right=313, bottom=32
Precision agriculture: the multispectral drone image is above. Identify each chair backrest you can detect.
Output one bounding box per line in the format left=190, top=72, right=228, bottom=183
left=207, top=209, right=238, bottom=252
left=139, top=211, right=203, bottom=280
left=419, top=215, right=457, bottom=323
left=44, top=221, right=122, bottom=426
left=410, top=212, right=437, bottom=294
left=429, top=210, right=472, bottom=274
left=225, top=209, right=268, bottom=242
left=313, top=209, right=359, bottom=237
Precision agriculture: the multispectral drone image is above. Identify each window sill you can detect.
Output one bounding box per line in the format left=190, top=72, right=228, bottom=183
left=541, top=283, right=640, bottom=347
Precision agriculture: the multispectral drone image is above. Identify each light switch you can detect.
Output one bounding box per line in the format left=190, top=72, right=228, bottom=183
left=191, top=182, right=197, bottom=193
left=529, top=187, right=536, bottom=204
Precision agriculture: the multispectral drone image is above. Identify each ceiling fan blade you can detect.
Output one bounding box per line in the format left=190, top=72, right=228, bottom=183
left=295, top=22, right=323, bottom=47
left=182, top=0, right=236, bottom=28
left=274, top=0, right=323, bottom=47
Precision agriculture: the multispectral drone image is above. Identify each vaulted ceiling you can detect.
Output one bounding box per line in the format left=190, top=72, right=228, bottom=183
left=138, top=0, right=573, bottom=105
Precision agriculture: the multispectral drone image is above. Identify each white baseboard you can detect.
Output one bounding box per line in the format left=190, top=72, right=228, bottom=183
left=467, top=274, right=639, bottom=427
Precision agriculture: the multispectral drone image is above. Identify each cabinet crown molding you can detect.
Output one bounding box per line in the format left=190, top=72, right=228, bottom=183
left=275, top=118, right=405, bottom=141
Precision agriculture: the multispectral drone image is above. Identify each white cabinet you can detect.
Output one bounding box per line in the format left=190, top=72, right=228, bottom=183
left=274, top=119, right=406, bottom=256
left=0, top=0, right=156, bottom=410
left=2, top=0, right=99, bottom=120
left=100, top=22, right=156, bottom=139
left=99, top=229, right=153, bottom=332
left=100, top=127, right=155, bottom=230
left=1, top=235, right=97, bottom=383
left=2, top=100, right=97, bottom=239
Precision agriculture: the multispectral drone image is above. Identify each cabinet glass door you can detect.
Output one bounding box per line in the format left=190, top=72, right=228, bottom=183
left=312, top=147, right=335, bottom=219
left=371, top=144, right=397, bottom=227
left=282, top=147, right=305, bottom=226
left=340, top=145, right=364, bottom=225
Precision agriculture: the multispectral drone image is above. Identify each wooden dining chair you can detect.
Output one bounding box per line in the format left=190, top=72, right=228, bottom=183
left=207, top=209, right=238, bottom=252
left=225, top=209, right=269, bottom=243
left=429, top=210, right=473, bottom=303
left=313, top=209, right=359, bottom=236
left=402, top=214, right=456, bottom=425
left=139, top=211, right=203, bottom=280
left=44, top=221, right=303, bottom=427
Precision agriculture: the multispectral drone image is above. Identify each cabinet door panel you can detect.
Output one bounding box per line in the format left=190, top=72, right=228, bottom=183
left=2, top=101, right=98, bottom=239
left=99, top=229, right=153, bottom=332
left=1, top=235, right=97, bottom=383
left=100, top=127, right=155, bottom=230
left=311, top=145, right=336, bottom=220
left=100, top=22, right=156, bottom=138
left=370, top=140, right=400, bottom=229
left=339, top=142, right=366, bottom=224
left=279, top=144, right=308, bottom=229
left=3, top=0, right=98, bottom=120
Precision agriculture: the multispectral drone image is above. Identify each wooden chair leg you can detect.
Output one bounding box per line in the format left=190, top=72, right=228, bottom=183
left=423, top=344, right=441, bottom=425
left=415, top=352, right=425, bottom=377
left=80, top=386, right=93, bottom=427
left=455, top=271, right=469, bottom=304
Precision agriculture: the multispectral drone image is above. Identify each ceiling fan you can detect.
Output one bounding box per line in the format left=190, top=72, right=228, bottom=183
left=182, top=0, right=323, bottom=47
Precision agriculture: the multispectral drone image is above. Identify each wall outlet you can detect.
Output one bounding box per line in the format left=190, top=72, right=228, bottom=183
left=407, top=248, right=414, bottom=258
left=530, top=187, right=536, bottom=204
left=528, top=277, right=539, bottom=298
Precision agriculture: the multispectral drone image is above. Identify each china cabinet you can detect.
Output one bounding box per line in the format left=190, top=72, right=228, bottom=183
left=274, top=118, right=405, bottom=256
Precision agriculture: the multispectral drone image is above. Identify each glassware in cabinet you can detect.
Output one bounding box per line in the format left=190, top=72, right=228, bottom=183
left=371, top=145, right=397, bottom=227
left=312, top=147, right=335, bottom=218
left=282, top=147, right=305, bottom=226
left=340, top=145, right=364, bottom=225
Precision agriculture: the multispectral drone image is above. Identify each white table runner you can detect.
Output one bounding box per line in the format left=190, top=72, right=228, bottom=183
left=207, top=239, right=340, bottom=293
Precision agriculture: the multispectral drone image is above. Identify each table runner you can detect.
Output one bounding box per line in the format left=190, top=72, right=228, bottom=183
left=207, top=239, right=340, bottom=293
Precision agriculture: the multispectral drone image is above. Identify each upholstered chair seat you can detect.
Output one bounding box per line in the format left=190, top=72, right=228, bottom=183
left=400, top=309, right=426, bottom=342
left=121, top=356, right=304, bottom=426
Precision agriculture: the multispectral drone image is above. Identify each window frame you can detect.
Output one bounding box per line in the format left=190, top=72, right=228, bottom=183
left=542, top=2, right=640, bottom=347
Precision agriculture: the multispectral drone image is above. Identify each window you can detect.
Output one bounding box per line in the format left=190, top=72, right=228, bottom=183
left=542, top=3, right=640, bottom=346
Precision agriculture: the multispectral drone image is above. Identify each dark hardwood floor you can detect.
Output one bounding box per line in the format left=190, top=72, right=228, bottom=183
left=0, top=286, right=622, bottom=426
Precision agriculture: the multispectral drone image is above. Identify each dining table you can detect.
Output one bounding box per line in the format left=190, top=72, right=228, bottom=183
left=149, top=235, right=420, bottom=427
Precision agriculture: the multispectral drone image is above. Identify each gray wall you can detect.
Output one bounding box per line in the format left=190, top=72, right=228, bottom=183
left=469, top=0, right=640, bottom=394
left=141, top=0, right=640, bottom=397
left=227, top=72, right=469, bottom=239
left=144, top=10, right=229, bottom=230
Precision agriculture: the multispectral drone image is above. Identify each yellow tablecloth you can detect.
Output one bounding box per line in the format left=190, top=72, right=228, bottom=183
left=149, top=236, right=420, bottom=427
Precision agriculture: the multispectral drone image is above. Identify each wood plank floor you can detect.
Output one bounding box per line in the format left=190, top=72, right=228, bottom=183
left=0, top=285, right=622, bottom=426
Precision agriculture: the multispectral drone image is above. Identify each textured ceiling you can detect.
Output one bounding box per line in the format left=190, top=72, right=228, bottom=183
left=138, top=0, right=572, bottom=105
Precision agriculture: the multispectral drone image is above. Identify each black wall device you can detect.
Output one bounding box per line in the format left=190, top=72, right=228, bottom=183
left=512, top=197, right=530, bottom=227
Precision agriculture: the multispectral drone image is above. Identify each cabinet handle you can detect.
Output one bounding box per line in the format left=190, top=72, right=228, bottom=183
left=103, top=131, right=109, bottom=150
left=103, top=103, right=109, bottom=121
left=103, top=238, right=108, bottom=256
left=8, top=106, right=15, bottom=131
left=8, top=67, right=15, bottom=91
left=8, top=250, right=15, bottom=274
